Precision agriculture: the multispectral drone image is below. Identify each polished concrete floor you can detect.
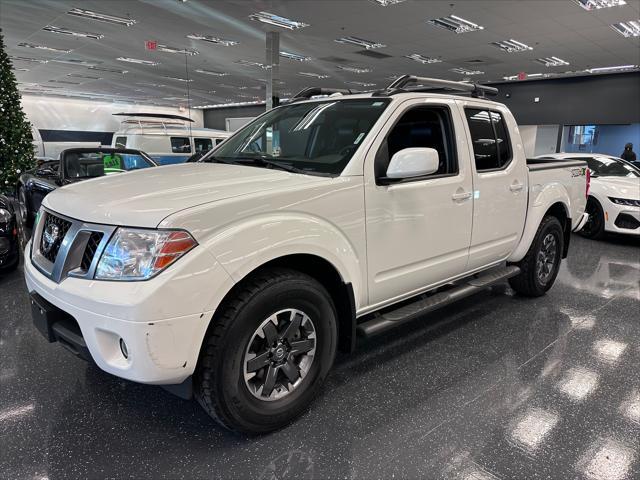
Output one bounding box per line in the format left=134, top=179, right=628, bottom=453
left=1, top=233, right=639, bottom=480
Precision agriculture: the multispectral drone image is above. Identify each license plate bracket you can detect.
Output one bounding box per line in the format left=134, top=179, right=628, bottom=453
left=30, top=293, right=64, bottom=342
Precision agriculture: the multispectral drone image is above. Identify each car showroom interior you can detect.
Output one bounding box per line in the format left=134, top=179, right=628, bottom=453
left=0, top=0, right=639, bottom=479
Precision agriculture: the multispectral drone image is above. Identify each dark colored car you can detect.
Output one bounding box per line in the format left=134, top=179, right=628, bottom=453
left=0, top=194, right=19, bottom=271
left=16, top=148, right=157, bottom=227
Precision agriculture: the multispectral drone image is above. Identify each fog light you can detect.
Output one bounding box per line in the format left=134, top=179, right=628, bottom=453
left=119, top=338, right=129, bottom=359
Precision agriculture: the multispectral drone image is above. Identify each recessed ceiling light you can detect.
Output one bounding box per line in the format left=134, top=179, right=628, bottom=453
left=67, top=73, right=101, bottom=80
left=299, top=72, right=331, bottom=79
left=249, top=11, right=309, bottom=30
left=162, top=75, right=193, bottom=82
left=336, top=65, right=371, bottom=73
left=117, top=57, right=160, bottom=66
left=18, top=42, right=72, bottom=54
left=136, top=82, right=168, bottom=88
left=428, top=15, right=484, bottom=34
left=335, top=36, right=386, bottom=49
left=450, top=67, right=484, bottom=75
left=195, top=69, right=229, bottom=76
left=610, top=20, right=640, bottom=38
left=9, top=55, right=48, bottom=64
left=49, top=79, right=82, bottom=85
left=14, top=68, right=30, bottom=72
left=370, top=0, right=408, bottom=5
left=43, top=25, right=104, bottom=40
left=157, top=44, right=199, bottom=55
left=586, top=64, right=639, bottom=73
left=66, top=8, right=136, bottom=26
left=88, top=66, right=128, bottom=74
left=347, top=81, right=376, bottom=87
left=405, top=53, right=442, bottom=64
left=51, top=58, right=102, bottom=67
left=536, top=56, right=570, bottom=67
left=574, top=0, right=626, bottom=10
left=280, top=51, right=311, bottom=61
left=491, top=39, right=533, bottom=53
left=235, top=59, right=270, bottom=69
left=186, top=34, right=238, bottom=46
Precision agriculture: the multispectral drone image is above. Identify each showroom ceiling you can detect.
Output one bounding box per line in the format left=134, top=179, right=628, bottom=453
left=1, top=0, right=639, bottom=108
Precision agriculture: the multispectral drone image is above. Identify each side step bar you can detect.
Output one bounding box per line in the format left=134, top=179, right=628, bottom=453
left=356, top=266, right=521, bottom=339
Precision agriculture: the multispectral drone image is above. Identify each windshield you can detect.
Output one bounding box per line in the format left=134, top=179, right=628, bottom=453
left=206, top=98, right=390, bottom=176
left=63, top=151, right=155, bottom=179
left=579, top=156, right=640, bottom=178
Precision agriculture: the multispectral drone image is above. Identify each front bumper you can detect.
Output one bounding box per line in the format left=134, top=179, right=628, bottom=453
left=604, top=202, right=640, bottom=236
left=24, top=240, right=233, bottom=385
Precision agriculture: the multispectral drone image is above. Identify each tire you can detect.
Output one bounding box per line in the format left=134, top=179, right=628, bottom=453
left=17, top=186, right=32, bottom=229
left=194, top=268, right=337, bottom=434
left=509, top=215, right=564, bottom=297
left=580, top=197, right=605, bottom=239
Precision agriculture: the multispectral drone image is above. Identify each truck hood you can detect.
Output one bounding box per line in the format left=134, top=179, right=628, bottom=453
left=43, top=163, right=327, bottom=227
left=592, top=176, right=640, bottom=200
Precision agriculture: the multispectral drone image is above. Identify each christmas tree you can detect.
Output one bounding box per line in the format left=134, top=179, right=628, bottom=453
left=0, top=29, right=35, bottom=194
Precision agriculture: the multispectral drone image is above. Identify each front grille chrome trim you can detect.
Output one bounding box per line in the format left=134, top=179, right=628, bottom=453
left=31, top=208, right=117, bottom=283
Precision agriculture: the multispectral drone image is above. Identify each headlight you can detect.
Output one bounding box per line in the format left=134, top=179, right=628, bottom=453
left=609, top=197, right=640, bottom=207
left=0, top=208, right=11, bottom=232
left=95, top=228, right=197, bottom=281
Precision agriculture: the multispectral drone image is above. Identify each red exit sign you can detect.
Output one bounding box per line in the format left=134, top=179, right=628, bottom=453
left=145, top=40, right=157, bottom=50
left=517, top=71, right=527, bottom=81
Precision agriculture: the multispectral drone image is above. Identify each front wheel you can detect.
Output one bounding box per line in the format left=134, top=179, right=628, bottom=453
left=580, top=197, right=605, bottom=239
left=194, top=268, right=337, bottom=434
left=509, top=215, right=564, bottom=297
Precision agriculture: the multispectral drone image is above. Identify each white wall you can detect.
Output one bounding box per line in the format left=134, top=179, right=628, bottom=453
left=519, top=125, right=538, bottom=157
left=533, top=125, right=559, bottom=156
left=20, top=95, right=204, bottom=133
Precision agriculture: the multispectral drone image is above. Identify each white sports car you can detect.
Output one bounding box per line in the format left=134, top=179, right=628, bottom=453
left=536, top=153, right=640, bottom=238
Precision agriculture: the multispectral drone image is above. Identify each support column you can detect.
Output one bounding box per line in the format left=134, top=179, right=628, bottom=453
left=265, top=31, right=280, bottom=111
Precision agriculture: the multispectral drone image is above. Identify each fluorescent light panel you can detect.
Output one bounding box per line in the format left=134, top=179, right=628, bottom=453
left=66, top=8, right=136, bottom=26
left=67, top=73, right=101, bottom=80
left=162, top=75, right=193, bottom=82
left=195, top=69, right=229, bottom=76
left=574, top=0, right=626, bottom=10
left=492, top=39, right=533, bottom=53
left=335, top=36, right=386, bottom=49
left=49, top=79, right=82, bottom=85
left=186, top=34, right=238, bottom=46
left=336, top=65, right=371, bottom=73
left=88, top=66, right=127, bottom=73
left=451, top=67, right=484, bottom=75
left=117, top=57, right=159, bottom=66
left=280, top=51, right=311, bottom=61
left=586, top=64, right=638, bottom=73
left=157, top=44, right=199, bottom=55
left=347, top=81, right=376, bottom=87
left=611, top=20, right=640, bottom=38
left=194, top=100, right=266, bottom=109
left=428, top=15, right=484, bottom=34
left=42, top=25, right=104, bottom=40
left=9, top=56, right=48, bottom=64
left=370, top=0, right=407, bottom=5
left=537, top=56, right=570, bottom=67
left=52, top=58, right=101, bottom=67
left=235, top=59, right=270, bottom=69
left=405, top=53, right=441, bottom=64
left=299, top=72, right=330, bottom=79
left=249, top=11, right=309, bottom=30
left=18, top=42, right=72, bottom=53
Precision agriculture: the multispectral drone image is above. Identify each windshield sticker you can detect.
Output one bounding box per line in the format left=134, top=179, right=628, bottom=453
left=354, top=132, right=365, bottom=145
left=103, top=154, right=122, bottom=170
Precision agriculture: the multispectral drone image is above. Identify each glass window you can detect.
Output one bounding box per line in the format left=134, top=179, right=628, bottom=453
left=194, top=137, right=213, bottom=153
left=63, top=151, right=154, bottom=178
left=465, top=109, right=512, bottom=171
left=171, top=137, right=191, bottom=154
left=115, top=136, right=127, bottom=148
left=375, top=106, right=457, bottom=179
left=576, top=156, right=640, bottom=178
left=209, top=99, right=391, bottom=176
left=215, top=138, right=225, bottom=146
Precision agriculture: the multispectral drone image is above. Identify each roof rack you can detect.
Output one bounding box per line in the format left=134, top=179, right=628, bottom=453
left=291, top=87, right=359, bottom=102
left=377, top=75, right=499, bottom=98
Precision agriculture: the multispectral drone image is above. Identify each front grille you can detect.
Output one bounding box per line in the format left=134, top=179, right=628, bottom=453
left=40, top=213, right=72, bottom=263
left=81, top=232, right=103, bottom=271
left=615, top=213, right=640, bottom=230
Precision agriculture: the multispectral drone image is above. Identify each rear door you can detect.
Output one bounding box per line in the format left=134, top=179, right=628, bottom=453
left=364, top=98, right=474, bottom=306
left=461, top=104, right=528, bottom=270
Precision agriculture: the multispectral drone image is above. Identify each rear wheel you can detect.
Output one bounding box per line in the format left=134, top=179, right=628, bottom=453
left=580, top=197, right=605, bottom=239
left=17, top=186, right=32, bottom=228
left=194, top=268, right=337, bottom=434
left=509, top=215, right=564, bottom=297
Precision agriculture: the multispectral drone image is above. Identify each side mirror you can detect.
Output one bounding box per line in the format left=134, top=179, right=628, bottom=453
left=384, top=147, right=440, bottom=181
left=36, top=167, right=55, bottom=176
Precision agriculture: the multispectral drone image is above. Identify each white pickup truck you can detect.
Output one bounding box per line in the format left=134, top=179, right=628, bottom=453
left=25, top=76, right=589, bottom=434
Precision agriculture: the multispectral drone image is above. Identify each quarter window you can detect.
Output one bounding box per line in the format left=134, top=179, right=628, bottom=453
left=115, top=136, right=127, bottom=148
left=171, top=137, right=191, bottom=154
left=465, top=109, right=512, bottom=171
left=194, top=137, right=213, bottom=153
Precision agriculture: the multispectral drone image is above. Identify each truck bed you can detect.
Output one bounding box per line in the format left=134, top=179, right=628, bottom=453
left=526, top=158, right=587, bottom=171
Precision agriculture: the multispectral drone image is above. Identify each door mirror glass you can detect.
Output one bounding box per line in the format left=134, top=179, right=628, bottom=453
left=386, top=147, right=439, bottom=179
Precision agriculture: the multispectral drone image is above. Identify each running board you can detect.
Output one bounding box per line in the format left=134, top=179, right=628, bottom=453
left=356, top=266, right=521, bottom=339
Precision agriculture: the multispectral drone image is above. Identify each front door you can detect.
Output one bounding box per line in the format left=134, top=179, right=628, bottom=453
left=364, top=99, right=473, bottom=307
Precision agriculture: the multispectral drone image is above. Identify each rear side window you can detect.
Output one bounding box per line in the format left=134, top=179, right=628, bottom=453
left=215, top=138, right=225, bottom=146
left=171, top=137, right=191, bottom=153
left=115, top=136, right=127, bottom=148
left=375, top=106, right=458, bottom=180
left=194, top=137, right=213, bottom=153
left=465, top=109, right=512, bottom=171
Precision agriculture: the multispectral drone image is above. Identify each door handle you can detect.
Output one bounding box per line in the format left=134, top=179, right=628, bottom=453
left=452, top=191, right=472, bottom=201
left=509, top=182, right=524, bottom=192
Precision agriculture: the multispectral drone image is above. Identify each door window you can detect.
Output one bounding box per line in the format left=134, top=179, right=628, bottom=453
left=170, top=137, right=191, bottom=153
left=465, top=109, right=512, bottom=171
left=375, top=106, right=457, bottom=180
left=194, top=137, right=213, bottom=153
left=115, top=136, right=127, bottom=148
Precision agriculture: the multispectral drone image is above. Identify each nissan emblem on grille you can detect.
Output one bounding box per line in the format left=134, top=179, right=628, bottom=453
left=42, top=223, right=61, bottom=255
